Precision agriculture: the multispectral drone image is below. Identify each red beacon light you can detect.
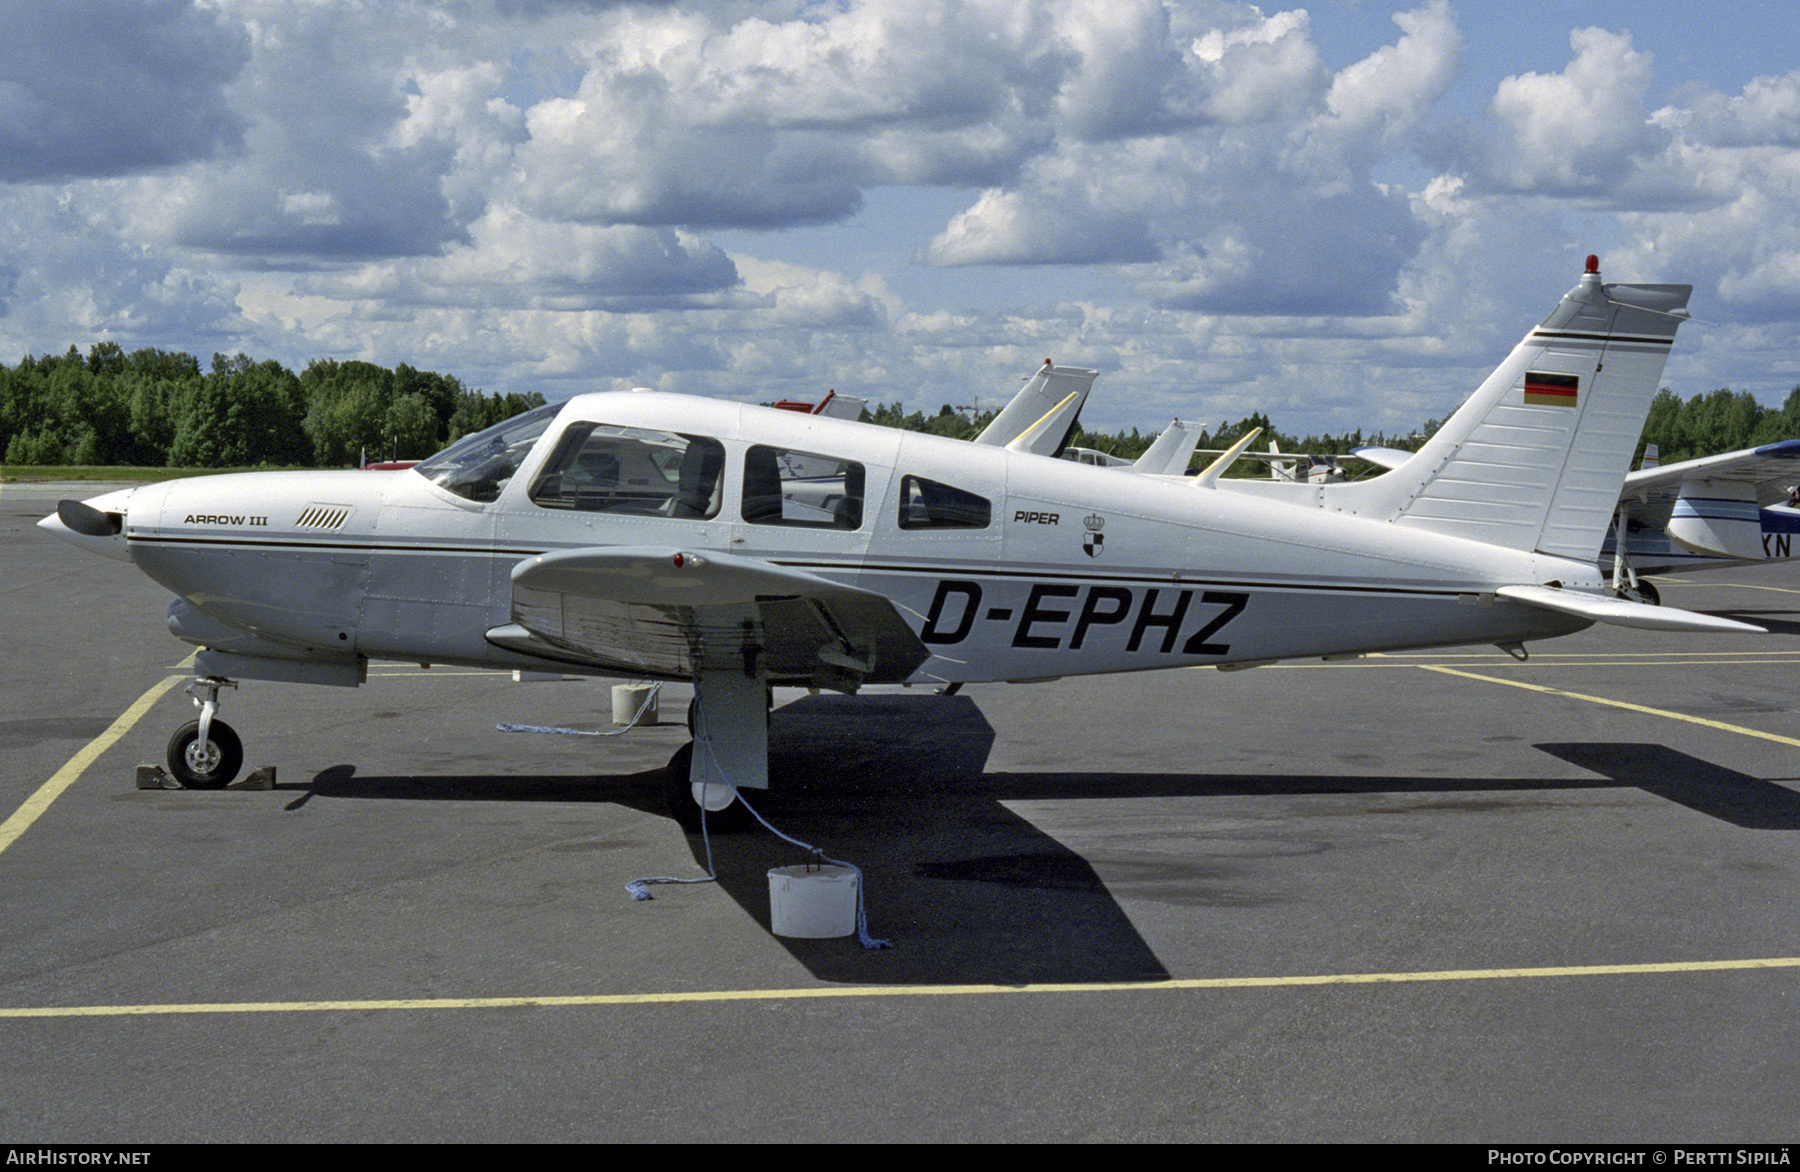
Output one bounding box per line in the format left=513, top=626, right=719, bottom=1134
left=1585, top=254, right=1600, bottom=273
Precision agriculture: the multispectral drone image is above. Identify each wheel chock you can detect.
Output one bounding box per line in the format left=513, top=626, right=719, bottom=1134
left=136, top=764, right=179, bottom=789
left=136, top=763, right=276, bottom=790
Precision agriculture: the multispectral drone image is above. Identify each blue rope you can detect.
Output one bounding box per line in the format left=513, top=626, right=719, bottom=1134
left=627, top=714, right=889, bottom=949
left=499, top=682, right=663, bottom=737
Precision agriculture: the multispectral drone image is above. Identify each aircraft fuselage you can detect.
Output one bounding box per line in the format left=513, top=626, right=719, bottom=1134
left=61, top=390, right=1592, bottom=689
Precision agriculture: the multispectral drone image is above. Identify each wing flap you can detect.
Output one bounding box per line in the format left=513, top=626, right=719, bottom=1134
left=489, top=546, right=929, bottom=688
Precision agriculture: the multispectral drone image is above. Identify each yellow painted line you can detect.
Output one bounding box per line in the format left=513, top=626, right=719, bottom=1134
left=0, top=674, right=185, bottom=857
left=1376, top=650, right=1800, bottom=660
left=1420, top=665, right=1800, bottom=748
left=1263, top=656, right=1800, bottom=670
left=3, top=956, right=1796, bottom=1019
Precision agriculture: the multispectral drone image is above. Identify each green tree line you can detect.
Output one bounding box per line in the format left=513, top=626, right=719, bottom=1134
left=10, top=342, right=1800, bottom=474
left=862, top=401, right=1432, bottom=467
left=865, top=384, right=1800, bottom=471
left=1637, top=386, right=1800, bottom=465
left=0, top=343, right=544, bottom=468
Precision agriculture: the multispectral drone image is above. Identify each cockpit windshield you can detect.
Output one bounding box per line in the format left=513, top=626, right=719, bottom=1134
left=414, top=402, right=562, bottom=502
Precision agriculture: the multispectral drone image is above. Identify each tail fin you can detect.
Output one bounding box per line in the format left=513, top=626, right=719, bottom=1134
left=976, top=360, right=1098, bottom=456
left=1358, top=257, right=1691, bottom=561
left=1132, top=419, right=1207, bottom=475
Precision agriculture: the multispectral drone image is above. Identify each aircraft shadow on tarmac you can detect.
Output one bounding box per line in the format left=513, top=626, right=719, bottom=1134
left=1711, top=607, right=1800, bottom=637
left=299, top=695, right=1800, bottom=986
left=1535, top=743, right=1800, bottom=830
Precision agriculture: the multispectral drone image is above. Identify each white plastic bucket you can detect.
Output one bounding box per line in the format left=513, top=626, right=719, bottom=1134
left=768, top=865, right=858, bottom=938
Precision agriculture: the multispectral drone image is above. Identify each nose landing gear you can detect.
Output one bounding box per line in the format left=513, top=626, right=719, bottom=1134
left=167, top=677, right=243, bottom=789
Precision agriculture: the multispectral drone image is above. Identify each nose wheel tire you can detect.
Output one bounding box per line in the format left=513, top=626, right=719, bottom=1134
left=167, top=720, right=244, bottom=789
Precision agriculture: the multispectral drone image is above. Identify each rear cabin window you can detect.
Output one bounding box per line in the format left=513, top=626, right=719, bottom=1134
left=897, top=475, right=991, bottom=529
left=529, top=423, right=725, bottom=519
left=742, top=445, right=865, bottom=530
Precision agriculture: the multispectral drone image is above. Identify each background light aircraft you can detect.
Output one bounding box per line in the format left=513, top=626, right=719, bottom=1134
left=1603, top=440, right=1800, bottom=602
left=40, top=257, right=1761, bottom=829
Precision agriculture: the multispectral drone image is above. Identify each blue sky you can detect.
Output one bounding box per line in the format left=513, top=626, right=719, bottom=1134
left=5, top=0, right=1800, bottom=438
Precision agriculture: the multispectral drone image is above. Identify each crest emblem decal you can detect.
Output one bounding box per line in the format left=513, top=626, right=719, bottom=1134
left=1083, top=513, right=1105, bottom=557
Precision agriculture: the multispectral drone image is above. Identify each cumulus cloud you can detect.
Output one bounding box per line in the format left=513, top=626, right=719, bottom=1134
left=1679, top=71, right=1800, bottom=149
left=1303, top=0, right=1459, bottom=173
left=923, top=4, right=1445, bottom=315
left=123, top=0, right=488, bottom=261
left=0, top=188, right=246, bottom=356
left=13, top=0, right=1800, bottom=437
left=1458, top=27, right=1666, bottom=198
left=296, top=205, right=741, bottom=311
left=921, top=186, right=1160, bottom=266
left=1188, top=6, right=1326, bottom=124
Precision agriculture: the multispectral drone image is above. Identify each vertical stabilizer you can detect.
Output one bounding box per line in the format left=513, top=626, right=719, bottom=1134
left=1364, top=258, right=1691, bottom=561
left=976, top=360, right=1099, bottom=456
left=1132, top=419, right=1207, bottom=475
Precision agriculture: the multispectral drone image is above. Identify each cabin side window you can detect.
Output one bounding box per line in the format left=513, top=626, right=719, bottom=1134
left=896, top=475, right=991, bottom=530
left=742, top=444, right=865, bottom=530
left=529, top=422, right=725, bottom=519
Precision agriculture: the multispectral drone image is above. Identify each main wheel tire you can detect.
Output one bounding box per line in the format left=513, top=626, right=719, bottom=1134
left=663, top=742, right=753, bottom=833
left=167, top=720, right=244, bottom=789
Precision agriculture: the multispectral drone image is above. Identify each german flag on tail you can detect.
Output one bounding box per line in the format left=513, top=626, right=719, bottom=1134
left=1524, top=371, right=1578, bottom=407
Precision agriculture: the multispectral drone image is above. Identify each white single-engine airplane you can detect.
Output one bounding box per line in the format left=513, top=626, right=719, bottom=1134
left=41, top=257, right=1762, bottom=827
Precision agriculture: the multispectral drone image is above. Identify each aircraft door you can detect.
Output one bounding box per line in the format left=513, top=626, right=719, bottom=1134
left=729, top=442, right=888, bottom=562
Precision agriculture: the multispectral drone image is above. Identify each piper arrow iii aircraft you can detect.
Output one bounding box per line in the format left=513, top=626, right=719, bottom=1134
left=41, top=256, right=1762, bottom=827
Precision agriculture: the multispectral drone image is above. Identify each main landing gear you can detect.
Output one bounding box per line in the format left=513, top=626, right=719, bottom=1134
left=1610, top=507, right=1661, bottom=606
left=662, top=675, right=772, bottom=833
left=662, top=741, right=753, bottom=833
left=166, top=677, right=243, bottom=789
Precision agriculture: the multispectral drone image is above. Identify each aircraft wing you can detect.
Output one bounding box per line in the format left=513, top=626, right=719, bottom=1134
left=1620, top=440, right=1800, bottom=529
left=485, top=546, right=930, bottom=690
left=1347, top=445, right=1412, bottom=471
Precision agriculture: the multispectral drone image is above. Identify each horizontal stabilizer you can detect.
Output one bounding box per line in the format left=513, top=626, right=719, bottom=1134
left=1496, top=584, right=1764, bottom=633
left=1347, top=445, right=1411, bottom=471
